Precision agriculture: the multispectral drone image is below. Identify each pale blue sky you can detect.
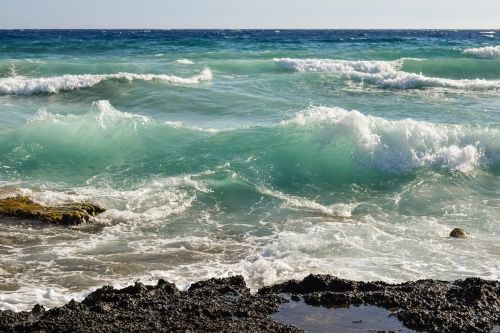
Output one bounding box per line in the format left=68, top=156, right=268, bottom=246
left=1, top=0, right=499, bottom=29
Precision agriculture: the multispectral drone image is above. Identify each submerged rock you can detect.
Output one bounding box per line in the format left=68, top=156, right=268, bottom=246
left=450, top=228, right=467, bottom=239
left=0, top=196, right=105, bottom=226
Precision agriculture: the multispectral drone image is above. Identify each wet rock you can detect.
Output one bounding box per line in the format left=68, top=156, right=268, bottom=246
left=260, top=275, right=500, bottom=333
left=0, top=275, right=498, bottom=333
left=259, top=274, right=357, bottom=295
left=450, top=228, right=467, bottom=238
left=0, top=196, right=105, bottom=226
left=0, top=276, right=300, bottom=333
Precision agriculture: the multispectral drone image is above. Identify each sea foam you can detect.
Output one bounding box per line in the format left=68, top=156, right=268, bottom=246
left=175, top=59, right=195, bottom=64
left=22, top=101, right=500, bottom=174
left=274, top=58, right=500, bottom=89
left=283, top=106, right=499, bottom=173
left=0, top=68, right=212, bottom=95
left=29, top=100, right=219, bottom=134
left=463, top=45, right=500, bottom=59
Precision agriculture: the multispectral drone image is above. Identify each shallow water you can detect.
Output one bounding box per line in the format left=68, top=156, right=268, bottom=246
left=0, top=30, right=499, bottom=311
left=273, top=300, right=414, bottom=333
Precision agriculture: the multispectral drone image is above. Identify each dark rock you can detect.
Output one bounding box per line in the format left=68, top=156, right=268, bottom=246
left=0, top=276, right=300, bottom=333
left=450, top=228, right=467, bottom=238
left=0, top=275, right=498, bottom=333
left=0, top=196, right=105, bottom=226
left=260, top=275, right=499, bottom=333
left=259, top=274, right=357, bottom=295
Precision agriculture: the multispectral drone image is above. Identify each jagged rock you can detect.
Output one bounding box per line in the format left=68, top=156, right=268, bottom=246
left=0, top=196, right=105, bottom=226
left=260, top=274, right=500, bottom=333
left=450, top=228, right=467, bottom=239
left=0, top=276, right=300, bottom=333
left=0, top=275, right=498, bottom=333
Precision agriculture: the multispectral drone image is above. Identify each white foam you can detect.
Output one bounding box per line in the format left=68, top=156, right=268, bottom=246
left=164, top=120, right=221, bottom=133
left=2, top=176, right=499, bottom=311
left=283, top=106, right=498, bottom=173
left=2, top=212, right=498, bottom=312
left=463, top=45, right=500, bottom=59
left=28, top=100, right=220, bottom=134
left=274, top=58, right=500, bottom=89
left=0, top=68, right=212, bottom=95
left=0, top=286, right=86, bottom=312
left=175, top=58, right=195, bottom=65
left=257, top=186, right=354, bottom=217
left=27, top=100, right=153, bottom=135
left=92, top=100, right=152, bottom=130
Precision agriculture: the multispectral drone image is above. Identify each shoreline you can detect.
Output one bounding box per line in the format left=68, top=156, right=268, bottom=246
left=1, top=274, right=498, bottom=333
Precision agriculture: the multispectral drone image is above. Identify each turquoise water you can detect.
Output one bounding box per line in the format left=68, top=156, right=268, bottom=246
left=0, top=30, right=499, bottom=311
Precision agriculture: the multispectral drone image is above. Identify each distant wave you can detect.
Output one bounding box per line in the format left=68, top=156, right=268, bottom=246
left=463, top=45, right=500, bottom=59
left=274, top=58, right=500, bottom=89
left=175, top=59, right=195, bottom=65
left=0, top=68, right=212, bottom=95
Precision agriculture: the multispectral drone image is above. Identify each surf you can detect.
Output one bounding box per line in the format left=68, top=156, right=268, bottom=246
left=0, top=68, right=212, bottom=95
left=463, top=45, right=500, bottom=59
left=3, top=101, right=499, bottom=192
left=274, top=58, right=500, bottom=89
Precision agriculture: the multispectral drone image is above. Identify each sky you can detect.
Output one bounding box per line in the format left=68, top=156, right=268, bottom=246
left=1, top=0, right=499, bottom=29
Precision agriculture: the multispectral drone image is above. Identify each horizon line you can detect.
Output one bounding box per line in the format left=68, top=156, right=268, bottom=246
left=1, top=28, right=499, bottom=31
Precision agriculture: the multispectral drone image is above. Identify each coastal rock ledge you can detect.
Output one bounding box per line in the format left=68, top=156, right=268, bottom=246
left=0, top=196, right=105, bottom=226
left=0, top=275, right=498, bottom=333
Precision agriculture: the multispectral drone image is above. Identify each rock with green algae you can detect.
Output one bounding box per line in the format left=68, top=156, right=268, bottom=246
left=0, top=196, right=105, bottom=226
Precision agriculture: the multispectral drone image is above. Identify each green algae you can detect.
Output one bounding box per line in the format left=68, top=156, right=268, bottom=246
left=0, top=196, right=105, bottom=226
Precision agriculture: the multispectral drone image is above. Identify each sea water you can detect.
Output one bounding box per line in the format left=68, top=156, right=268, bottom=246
left=0, top=30, right=499, bottom=311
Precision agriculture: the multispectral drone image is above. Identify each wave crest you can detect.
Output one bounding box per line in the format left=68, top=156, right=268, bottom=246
left=175, top=59, right=195, bottom=65
left=274, top=58, right=500, bottom=90
left=463, top=45, right=500, bottom=59
left=0, top=68, right=212, bottom=95
left=9, top=102, right=500, bottom=178
left=283, top=106, right=498, bottom=173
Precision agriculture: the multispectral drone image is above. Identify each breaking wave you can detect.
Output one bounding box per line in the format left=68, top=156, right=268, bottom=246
left=0, top=68, right=212, bottom=95
left=3, top=101, right=500, bottom=192
left=281, top=106, right=500, bottom=173
left=463, top=45, right=500, bottom=59
left=175, top=59, right=195, bottom=64
left=274, top=58, right=500, bottom=89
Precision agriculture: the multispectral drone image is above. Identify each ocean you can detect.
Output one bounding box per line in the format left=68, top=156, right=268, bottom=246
left=0, top=30, right=499, bottom=311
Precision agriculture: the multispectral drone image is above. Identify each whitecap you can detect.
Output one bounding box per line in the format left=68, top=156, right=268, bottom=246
left=0, top=68, right=212, bottom=95
left=175, top=59, right=195, bottom=65
left=274, top=57, right=500, bottom=89
left=463, top=45, right=500, bottom=59
left=283, top=106, right=499, bottom=173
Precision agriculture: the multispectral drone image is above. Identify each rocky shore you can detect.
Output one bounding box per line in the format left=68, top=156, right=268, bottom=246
left=0, top=274, right=498, bottom=333
left=0, top=196, right=105, bottom=226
